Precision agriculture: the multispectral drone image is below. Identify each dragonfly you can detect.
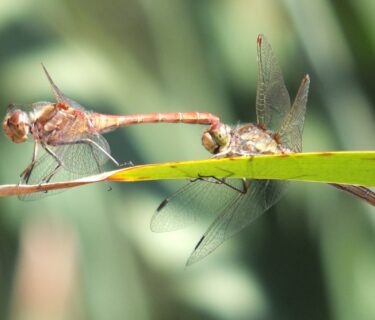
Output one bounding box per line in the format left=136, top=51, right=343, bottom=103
left=151, top=34, right=375, bottom=266
left=3, top=65, right=220, bottom=200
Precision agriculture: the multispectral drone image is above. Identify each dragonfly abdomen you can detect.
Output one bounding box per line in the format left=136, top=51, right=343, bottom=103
left=90, top=111, right=220, bottom=133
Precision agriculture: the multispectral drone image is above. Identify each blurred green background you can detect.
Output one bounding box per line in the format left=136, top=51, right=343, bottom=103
left=0, top=0, right=374, bottom=319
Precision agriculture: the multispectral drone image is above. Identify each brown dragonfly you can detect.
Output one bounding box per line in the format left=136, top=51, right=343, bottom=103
left=151, top=34, right=375, bottom=266
left=3, top=65, right=220, bottom=200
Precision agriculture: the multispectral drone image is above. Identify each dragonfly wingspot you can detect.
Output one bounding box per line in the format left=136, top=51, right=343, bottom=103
left=194, top=235, right=205, bottom=250
left=156, top=199, right=169, bottom=212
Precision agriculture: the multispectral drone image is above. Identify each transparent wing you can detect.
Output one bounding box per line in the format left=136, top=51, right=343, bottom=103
left=151, top=179, right=245, bottom=232
left=18, top=149, right=83, bottom=201
left=53, top=131, right=111, bottom=174
left=7, top=102, right=54, bottom=114
left=42, top=64, right=85, bottom=110
left=186, top=179, right=288, bottom=266
left=256, top=34, right=291, bottom=132
left=278, top=75, right=310, bottom=152
left=18, top=132, right=111, bottom=200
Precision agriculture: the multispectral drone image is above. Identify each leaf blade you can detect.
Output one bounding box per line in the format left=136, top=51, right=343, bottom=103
left=108, top=151, right=375, bottom=186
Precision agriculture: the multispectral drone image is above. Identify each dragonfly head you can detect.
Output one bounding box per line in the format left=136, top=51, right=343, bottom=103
left=3, top=105, right=31, bottom=143
left=202, top=122, right=232, bottom=154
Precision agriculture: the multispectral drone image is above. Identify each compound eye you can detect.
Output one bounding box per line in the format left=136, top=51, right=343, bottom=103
left=202, top=131, right=218, bottom=154
left=212, top=124, right=230, bottom=146
left=2, top=110, right=30, bottom=143
left=9, top=110, right=22, bottom=125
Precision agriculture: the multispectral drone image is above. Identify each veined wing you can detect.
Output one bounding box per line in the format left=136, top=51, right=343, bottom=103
left=38, top=100, right=113, bottom=175
left=18, top=133, right=111, bottom=201
left=151, top=179, right=243, bottom=232
left=256, top=34, right=291, bottom=132
left=53, top=132, right=111, bottom=174
left=278, top=75, right=310, bottom=152
left=19, top=126, right=112, bottom=201
left=186, top=179, right=287, bottom=266
left=42, top=64, right=85, bottom=111
left=18, top=149, right=83, bottom=201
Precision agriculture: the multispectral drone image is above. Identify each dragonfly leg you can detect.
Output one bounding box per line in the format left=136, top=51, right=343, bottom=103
left=120, top=161, right=134, bottom=167
left=190, top=175, right=225, bottom=185
left=190, top=167, right=235, bottom=183
left=330, top=183, right=375, bottom=206
left=55, top=138, right=120, bottom=167
left=241, top=178, right=250, bottom=194
left=40, top=146, right=63, bottom=184
left=20, top=140, right=39, bottom=184
left=194, top=165, right=237, bottom=183
left=212, top=177, right=248, bottom=194
left=83, top=138, right=119, bottom=166
left=193, top=175, right=249, bottom=194
left=42, top=162, right=62, bottom=184
left=190, top=175, right=220, bottom=184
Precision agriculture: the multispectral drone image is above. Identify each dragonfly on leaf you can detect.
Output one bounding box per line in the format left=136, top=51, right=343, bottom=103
left=3, top=65, right=220, bottom=200
left=151, top=34, right=375, bottom=266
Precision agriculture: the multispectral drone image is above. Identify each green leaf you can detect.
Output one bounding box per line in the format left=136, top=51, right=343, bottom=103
left=1, top=151, right=374, bottom=198
left=109, top=151, right=375, bottom=186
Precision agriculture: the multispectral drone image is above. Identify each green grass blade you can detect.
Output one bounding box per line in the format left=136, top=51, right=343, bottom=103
left=109, top=151, right=375, bottom=186
left=1, top=151, right=373, bottom=198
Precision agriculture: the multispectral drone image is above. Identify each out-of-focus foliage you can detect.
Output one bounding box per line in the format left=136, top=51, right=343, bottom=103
left=0, top=1, right=374, bottom=319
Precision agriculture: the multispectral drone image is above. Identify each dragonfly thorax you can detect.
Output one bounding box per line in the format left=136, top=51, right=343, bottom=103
left=230, top=123, right=284, bottom=156
left=2, top=106, right=31, bottom=143
left=202, top=122, right=286, bottom=157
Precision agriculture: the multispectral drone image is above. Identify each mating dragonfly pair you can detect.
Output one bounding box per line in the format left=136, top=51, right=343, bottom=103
left=3, top=35, right=374, bottom=265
